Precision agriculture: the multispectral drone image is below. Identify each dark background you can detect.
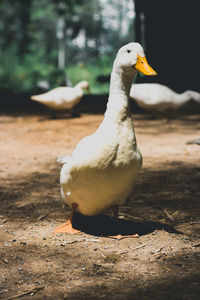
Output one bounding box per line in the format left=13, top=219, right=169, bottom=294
left=135, top=0, right=199, bottom=92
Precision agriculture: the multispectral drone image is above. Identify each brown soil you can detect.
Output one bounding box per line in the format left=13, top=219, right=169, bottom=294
left=0, top=110, right=200, bottom=300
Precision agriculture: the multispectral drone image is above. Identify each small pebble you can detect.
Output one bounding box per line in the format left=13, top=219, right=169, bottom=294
left=20, top=241, right=26, bottom=245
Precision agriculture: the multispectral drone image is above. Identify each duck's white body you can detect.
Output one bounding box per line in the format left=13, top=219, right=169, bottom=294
left=58, top=43, right=155, bottom=216
left=31, top=81, right=89, bottom=111
left=59, top=96, right=142, bottom=215
left=130, top=83, right=200, bottom=112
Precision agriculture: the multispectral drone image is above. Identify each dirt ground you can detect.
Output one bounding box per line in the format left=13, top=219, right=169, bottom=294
left=0, top=108, right=200, bottom=300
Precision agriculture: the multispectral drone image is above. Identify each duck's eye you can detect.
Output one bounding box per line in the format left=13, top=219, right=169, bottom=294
left=127, top=50, right=131, bottom=53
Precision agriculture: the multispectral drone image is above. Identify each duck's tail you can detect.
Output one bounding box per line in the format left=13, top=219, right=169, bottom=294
left=57, top=155, right=72, bottom=165
left=31, top=94, right=50, bottom=103
left=30, top=95, right=40, bottom=101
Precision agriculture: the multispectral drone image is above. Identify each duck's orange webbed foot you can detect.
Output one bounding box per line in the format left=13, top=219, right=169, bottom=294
left=53, top=202, right=80, bottom=234
left=107, top=206, right=139, bottom=239
left=107, top=234, right=139, bottom=240
left=53, top=220, right=80, bottom=234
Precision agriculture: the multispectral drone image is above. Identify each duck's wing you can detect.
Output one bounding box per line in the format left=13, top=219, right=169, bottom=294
left=131, top=83, right=176, bottom=105
left=31, top=87, right=73, bottom=102
left=71, top=127, right=119, bottom=170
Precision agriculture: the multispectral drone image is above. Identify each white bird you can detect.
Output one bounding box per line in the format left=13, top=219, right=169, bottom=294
left=130, top=83, right=200, bottom=113
left=54, top=42, right=157, bottom=238
left=30, top=81, right=90, bottom=117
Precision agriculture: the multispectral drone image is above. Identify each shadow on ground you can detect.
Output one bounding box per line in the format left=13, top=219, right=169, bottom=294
left=71, top=213, right=180, bottom=237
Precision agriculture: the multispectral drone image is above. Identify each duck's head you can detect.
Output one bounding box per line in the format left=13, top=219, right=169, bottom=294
left=76, top=81, right=90, bottom=92
left=114, top=42, right=157, bottom=76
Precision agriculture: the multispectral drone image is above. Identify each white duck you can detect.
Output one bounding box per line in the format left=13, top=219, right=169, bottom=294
left=54, top=42, right=157, bottom=238
left=30, top=81, right=89, bottom=117
left=130, top=83, right=200, bottom=113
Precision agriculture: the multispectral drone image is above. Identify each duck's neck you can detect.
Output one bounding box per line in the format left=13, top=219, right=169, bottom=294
left=74, top=85, right=84, bottom=98
left=104, top=67, right=137, bottom=122
left=178, top=90, right=200, bottom=103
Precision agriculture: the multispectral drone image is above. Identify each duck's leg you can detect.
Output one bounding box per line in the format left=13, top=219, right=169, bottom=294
left=112, top=205, right=119, bottom=220
left=53, top=203, right=80, bottom=234
left=69, top=107, right=75, bottom=118
left=49, top=111, right=56, bottom=119
left=108, top=206, right=139, bottom=240
left=70, top=107, right=80, bottom=118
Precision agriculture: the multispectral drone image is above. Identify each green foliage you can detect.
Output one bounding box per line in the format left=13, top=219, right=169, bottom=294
left=0, top=43, right=56, bottom=93
left=67, top=56, right=113, bottom=94
left=0, top=45, right=32, bottom=92
left=0, top=42, right=112, bottom=93
left=0, top=0, right=134, bottom=94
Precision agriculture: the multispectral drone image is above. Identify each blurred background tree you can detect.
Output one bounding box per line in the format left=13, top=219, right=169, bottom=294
left=0, top=0, right=135, bottom=94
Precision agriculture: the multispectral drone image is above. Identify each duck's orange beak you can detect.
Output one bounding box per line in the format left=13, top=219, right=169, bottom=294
left=135, top=55, right=157, bottom=76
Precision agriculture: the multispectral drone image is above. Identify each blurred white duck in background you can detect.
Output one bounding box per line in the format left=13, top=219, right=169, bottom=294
left=130, top=83, right=200, bottom=114
left=31, top=80, right=90, bottom=118
left=54, top=42, right=157, bottom=238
